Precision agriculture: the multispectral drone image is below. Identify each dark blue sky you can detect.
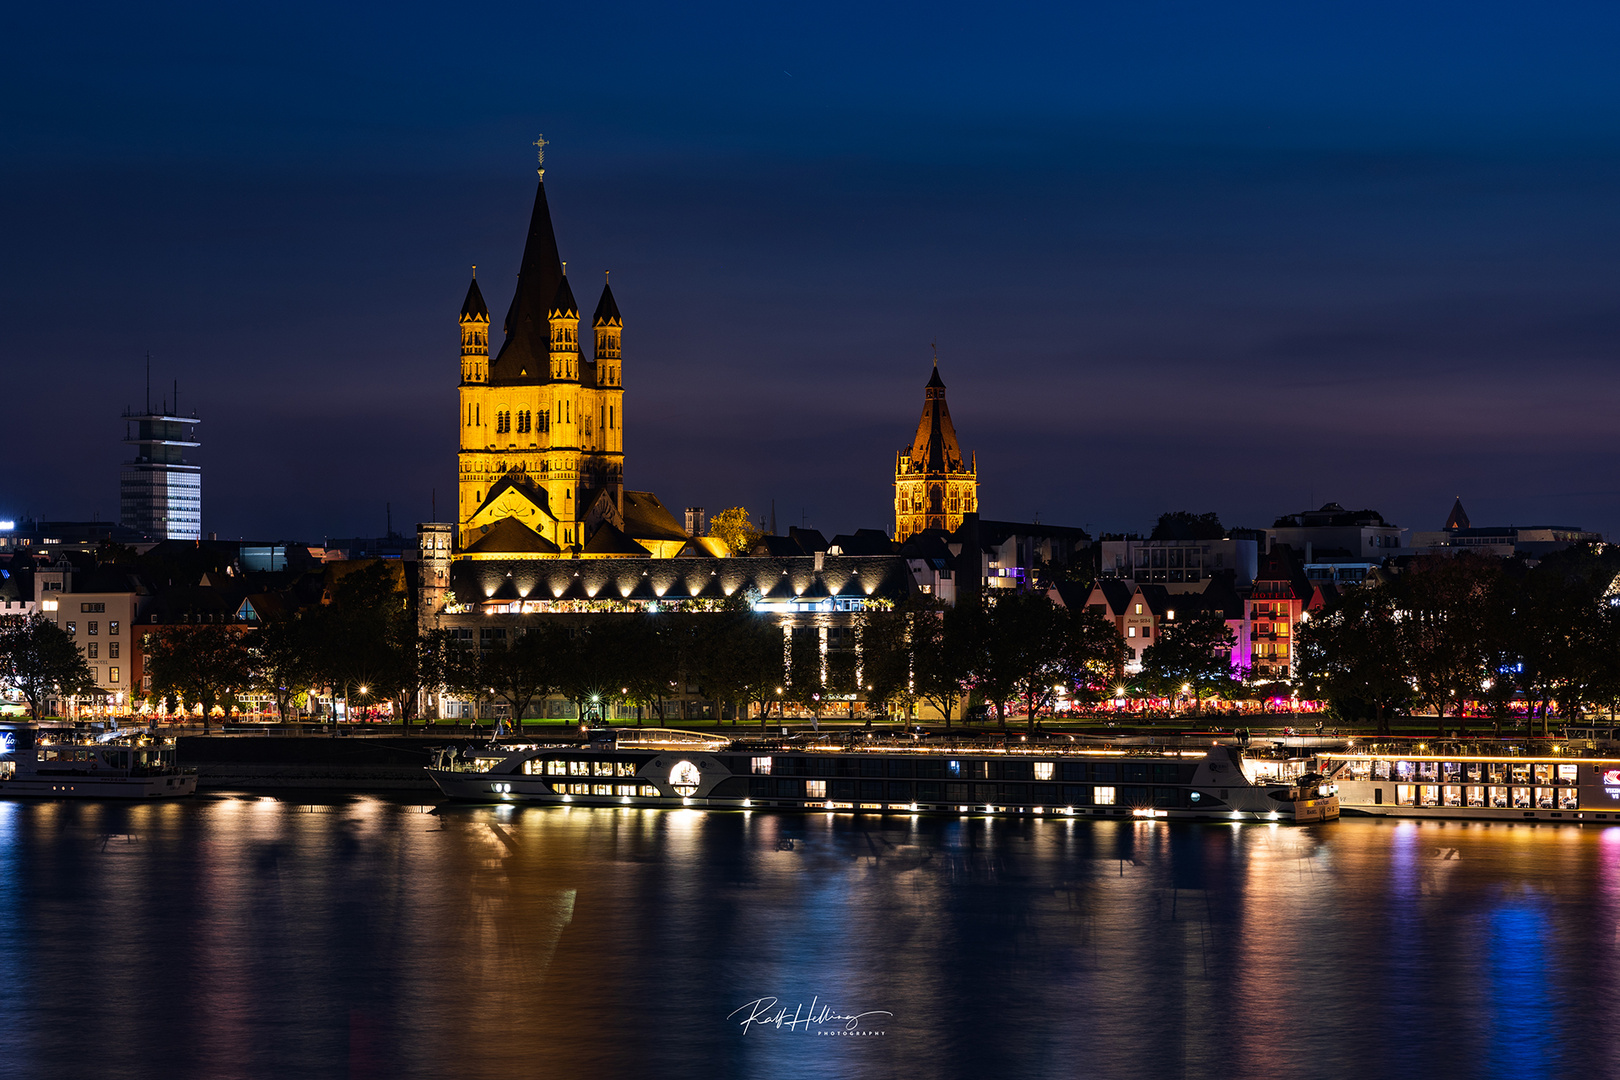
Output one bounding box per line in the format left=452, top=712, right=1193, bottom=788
left=6, top=2, right=1620, bottom=541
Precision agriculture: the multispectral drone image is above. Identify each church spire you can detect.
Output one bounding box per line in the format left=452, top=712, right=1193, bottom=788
left=910, top=362, right=963, bottom=472
left=492, top=170, right=565, bottom=383
left=894, top=356, right=977, bottom=542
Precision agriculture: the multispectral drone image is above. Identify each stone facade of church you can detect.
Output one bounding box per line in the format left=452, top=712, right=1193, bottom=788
left=456, top=170, right=689, bottom=560
left=894, top=364, right=977, bottom=542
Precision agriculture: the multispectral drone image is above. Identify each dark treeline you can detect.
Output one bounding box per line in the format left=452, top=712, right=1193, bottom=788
left=1296, top=548, right=1620, bottom=734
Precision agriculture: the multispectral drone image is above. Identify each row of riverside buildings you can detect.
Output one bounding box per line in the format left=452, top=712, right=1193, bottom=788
left=0, top=156, right=1605, bottom=719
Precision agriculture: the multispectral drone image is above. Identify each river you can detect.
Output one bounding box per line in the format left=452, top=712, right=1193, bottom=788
left=0, top=796, right=1614, bottom=1079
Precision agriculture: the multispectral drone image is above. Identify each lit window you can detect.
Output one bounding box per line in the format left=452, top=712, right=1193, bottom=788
left=1034, top=761, right=1054, bottom=781
left=1094, top=786, right=1116, bottom=805
left=545, top=760, right=566, bottom=775
left=592, top=784, right=612, bottom=795
left=1128, top=627, right=1136, bottom=638
left=569, top=761, right=589, bottom=776
left=806, top=780, right=827, bottom=798
left=594, top=761, right=614, bottom=776
left=1134, top=604, right=1143, bottom=615
left=108, top=667, right=119, bottom=683
left=751, top=756, right=773, bottom=775
left=616, top=784, right=637, bottom=796
left=616, top=762, right=636, bottom=777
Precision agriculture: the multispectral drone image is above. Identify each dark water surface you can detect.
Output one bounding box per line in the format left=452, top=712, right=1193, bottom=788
left=1, top=796, right=1616, bottom=1080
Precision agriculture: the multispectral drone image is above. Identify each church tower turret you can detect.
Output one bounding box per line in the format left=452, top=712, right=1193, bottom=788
left=460, top=274, right=489, bottom=384
left=548, top=273, right=580, bottom=383
left=594, top=276, right=622, bottom=388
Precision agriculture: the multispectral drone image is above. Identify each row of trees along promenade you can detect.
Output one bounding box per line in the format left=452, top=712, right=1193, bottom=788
left=3, top=548, right=1620, bottom=736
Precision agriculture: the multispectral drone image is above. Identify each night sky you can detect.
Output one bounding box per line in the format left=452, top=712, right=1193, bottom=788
left=7, top=3, right=1620, bottom=542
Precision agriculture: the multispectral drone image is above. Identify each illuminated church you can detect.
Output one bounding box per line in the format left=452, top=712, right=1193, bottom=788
left=893, top=361, right=977, bottom=542
left=455, top=147, right=689, bottom=560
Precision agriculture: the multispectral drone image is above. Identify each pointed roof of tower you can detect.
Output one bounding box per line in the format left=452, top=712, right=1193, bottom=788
left=906, top=364, right=967, bottom=474
left=461, top=275, right=488, bottom=319
left=593, top=279, right=621, bottom=326
left=491, top=179, right=565, bottom=383
left=548, top=273, right=578, bottom=317
left=1445, top=497, right=1470, bottom=531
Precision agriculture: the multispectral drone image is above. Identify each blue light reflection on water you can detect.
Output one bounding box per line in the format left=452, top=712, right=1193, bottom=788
left=1, top=800, right=1619, bottom=1079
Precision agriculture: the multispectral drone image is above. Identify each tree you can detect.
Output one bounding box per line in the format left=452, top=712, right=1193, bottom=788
left=1294, top=586, right=1413, bottom=733
left=1068, top=607, right=1128, bottom=707
left=687, top=613, right=755, bottom=724
left=0, top=614, right=97, bottom=721
left=251, top=615, right=320, bottom=722
left=1139, top=610, right=1238, bottom=714
left=784, top=628, right=824, bottom=722
left=311, top=562, right=418, bottom=725
left=144, top=624, right=255, bottom=732
left=615, top=615, right=679, bottom=725
left=1397, top=554, right=1501, bottom=735
left=475, top=625, right=565, bottom=728
left=913, top=605, right=974, bottom=726
left=708, top=507, right=762, bottom=557
left=859, top=599, right=926, bottom=720
left=730, top=617, right=787, bottom=727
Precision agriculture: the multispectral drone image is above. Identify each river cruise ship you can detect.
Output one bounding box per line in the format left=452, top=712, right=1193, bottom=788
left=1319, top=745, right=1620, bottom=821
left=428, top=728, right=1338, bottom=823
left=0, top=722, right=197, bottom=799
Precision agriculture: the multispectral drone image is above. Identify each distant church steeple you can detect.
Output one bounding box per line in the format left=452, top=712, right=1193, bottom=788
left=894, top=357, right=977, bottom=542
left=1445, top=497, right=1470, bottom=531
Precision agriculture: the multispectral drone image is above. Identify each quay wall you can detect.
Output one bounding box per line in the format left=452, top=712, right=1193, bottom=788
left=177, top=735, right=488, bottom=792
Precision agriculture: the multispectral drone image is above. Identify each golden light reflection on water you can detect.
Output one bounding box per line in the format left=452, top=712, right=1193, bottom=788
left=3, top=803, right=1620, bottom=1077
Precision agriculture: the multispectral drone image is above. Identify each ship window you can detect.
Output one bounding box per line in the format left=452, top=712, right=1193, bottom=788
left=617, top=762, right=637, bottom=777
left=544, top=760, right=566, bottom=775
left=640, top=785, right=659, bottom=797
left=1094, top=786, right=1116, bottom=805
left=806, top=780, right=827, bottom=798
left=594, top=761, right=614, bottom=776
left=1033, top=761, right=1053, bottom=780
left=616, top=785, right=637, bottom=796
left=1559, top=764, right=1579, bottom=783
left=593, top=784, right=612, bottom=796
left=751, top=757, right=773, bottom=775
left=569, top=761, right=589, bottom=776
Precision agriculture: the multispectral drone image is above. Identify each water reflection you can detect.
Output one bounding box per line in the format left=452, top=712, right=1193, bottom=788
left=2, top=801, right=1618, bottom=1078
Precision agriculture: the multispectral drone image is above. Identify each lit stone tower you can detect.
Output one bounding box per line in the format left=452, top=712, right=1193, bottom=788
left=456, top=138, right=630, bottom=553
left=894, top=360, right=977, bottom=542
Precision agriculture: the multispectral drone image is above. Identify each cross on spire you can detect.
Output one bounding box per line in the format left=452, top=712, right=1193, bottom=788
left=532, top=133, right=549, bottom=178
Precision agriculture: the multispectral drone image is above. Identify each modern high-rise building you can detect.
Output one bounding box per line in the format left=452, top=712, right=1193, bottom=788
left=121, top=398, right=201, bottom=541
